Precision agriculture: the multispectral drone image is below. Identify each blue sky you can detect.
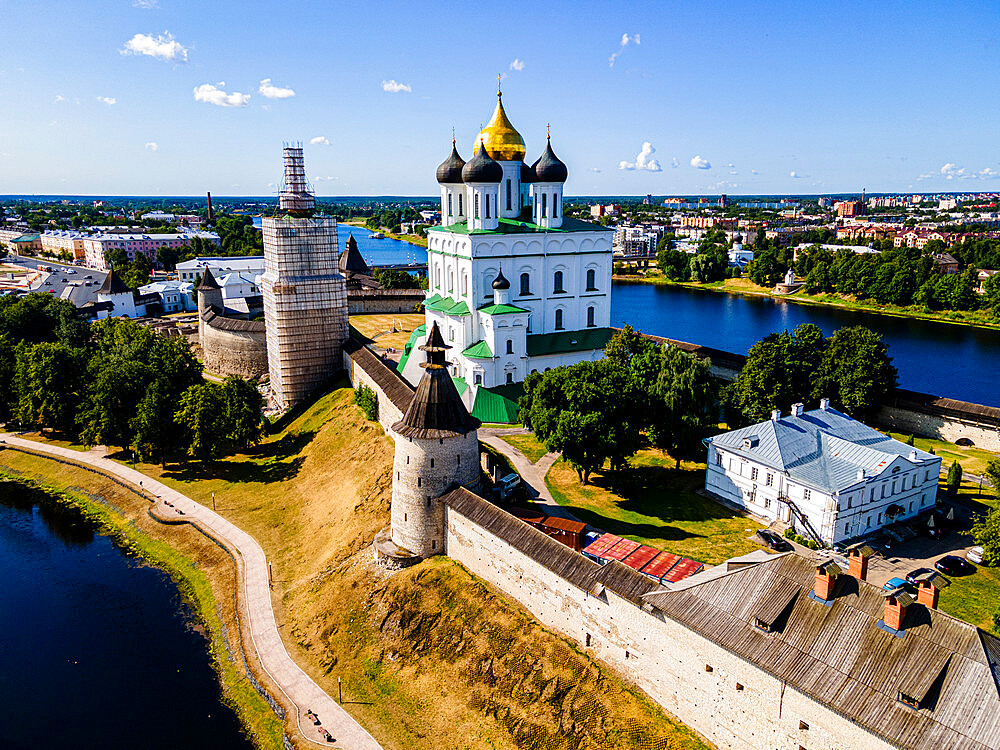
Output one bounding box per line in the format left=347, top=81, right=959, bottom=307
left=1, top=0, right=998, bottom=197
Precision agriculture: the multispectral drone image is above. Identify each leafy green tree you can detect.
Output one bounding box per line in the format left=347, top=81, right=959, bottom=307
left=157, top=244, right=182, bottom=271
left=132, top=377, right=182, bottom=467
left=749, top=245, right=783, bottom=287
left=971, top=506, right=1000, bottom=566
left=175, top=382, right=228, bottom=461
left=985, top=458, right=1000, bottom=497
left=648, top=345, right=718, bottom=468
left=221, top=376, right=264, bottom=451
left=0, top=293, right=89, bottom=347
left=14, top=342, right=84, bottom=434
left=946, top=462, right=963, bottom=495
left=812, top=326, right=897, bottom=421
left=689, top=253, right=725, bottom=282
left=373, top=268, right=421, bottom=289
left=79, top=358, right=151, bottom=450
left=355, top=384, right=378, bottom=421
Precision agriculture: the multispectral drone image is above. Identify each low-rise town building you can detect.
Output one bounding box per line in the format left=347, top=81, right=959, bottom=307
left=82, top=231, right=220, bottom=270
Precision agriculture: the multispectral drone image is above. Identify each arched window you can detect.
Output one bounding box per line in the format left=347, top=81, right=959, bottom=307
left=435, top=267, right=441, bottom=288
left=587, top=306, right=595, bottom=327
left=519, top=272, right=530, bottom=296
left=485, top=194, right=491, bottom=219
left=586, top=268, right=596, bottom=291
left=474, top=193, right=480, bottom=219
left=474, top=372, right=482, bottom=385
left=447, top=193, right=453, bottom=216
left=506, top=372, right=514, bottom=384
left=553, top=270, right=564, bottom=293
left=552, top=194, right=558, bottom=219
left=462, top=273, right=468, bottom=297
left=542, top=193, right=547, bottom=218
left=506, top=180, right=512, bottom=211
left=448, top=270, right=454, bottom=293
left=555, top=308, right=563, bottom=329
left=506, top=339, right=513, bottom=354
left=458, top=193, right=463, bottom=215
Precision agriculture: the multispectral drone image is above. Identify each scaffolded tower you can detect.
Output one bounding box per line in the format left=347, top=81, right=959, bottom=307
left=261, top=145, right=348, bottom=410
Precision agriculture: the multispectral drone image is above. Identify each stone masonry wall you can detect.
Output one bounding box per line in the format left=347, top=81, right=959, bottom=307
left=878, top=405, right=1000, bottom=452
left=201, top=321, right=268, bottom=379
left=444, top=507, right=895, bottom=750
left=344, top=350, right=407, bottom=433
left=348, top=292, right=424, bottom=315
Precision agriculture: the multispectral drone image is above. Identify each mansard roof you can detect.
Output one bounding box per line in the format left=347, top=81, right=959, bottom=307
left=96, top=269, right=131, bottom=295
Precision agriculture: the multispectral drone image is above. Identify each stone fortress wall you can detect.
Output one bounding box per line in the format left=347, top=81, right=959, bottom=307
left=443, top=495, right=894, bottom=750
left=199, top=311, right=268, bottom=379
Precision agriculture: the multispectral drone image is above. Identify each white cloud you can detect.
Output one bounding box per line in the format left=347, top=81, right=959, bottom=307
left=145, top=141, right=159, bottom=151
left=132, top=0, right=159, bottom=7
left=53, top=94, right=65, bottom=103
left=121, top=31, right=188, bottom=63
left=690, top=155, right=711, bottom=170
left=258, top=78, right=295, bottom=99
left=618, top=142, right=662, bottom=172
left=671, top=157, right=679, bottom=168
left=509, top=58, right=525, bottom=71
left=751, top=169, right=759, bottom=175
left=97, top=96, right=116, bottom=106
left=979, top=167, right=999, bottom=179
left=310, top=136, right=331, bottom=146
left=193, top=83, right=250, bottom=107
left=382, top=79, right=411, bottom=93
left=609, top=32, right=640, bottom=68
left=790, top=171, right=803, bottom=178
left=588, top=167, right=602, bottom=173
left=313, top=176, right=337, bottom=183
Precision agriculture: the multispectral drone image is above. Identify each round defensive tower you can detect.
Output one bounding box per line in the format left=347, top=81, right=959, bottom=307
left=389, top=322, right=481, bottom=558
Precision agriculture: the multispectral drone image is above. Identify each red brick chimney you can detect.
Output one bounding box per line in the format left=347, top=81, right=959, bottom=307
left=883, top=588, right=914, bottom=631
left=813, top=560, right=841, bottom=601
left=846, top=543, right=873, bottom=582
left=914, top=571, right=949, bottom=609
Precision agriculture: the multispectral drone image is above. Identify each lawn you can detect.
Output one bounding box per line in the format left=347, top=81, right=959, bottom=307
left=500, top=433, right=549, bottom=463
left=938, top=564, right=1000, bottom=633
left=886, top=432, right=998, bottom=477
left=349, top=312, right=425, bottom=352
left=546, top=449, right=763, bottom=565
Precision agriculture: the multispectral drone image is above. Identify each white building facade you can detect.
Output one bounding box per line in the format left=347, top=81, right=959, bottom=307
left=704, top=401, right=941, bottom=545
left=402, top=91, right=614, bottom=397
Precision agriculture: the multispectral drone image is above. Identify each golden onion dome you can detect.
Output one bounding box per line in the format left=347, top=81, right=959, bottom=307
left=475, top=92, right=526, bottom=162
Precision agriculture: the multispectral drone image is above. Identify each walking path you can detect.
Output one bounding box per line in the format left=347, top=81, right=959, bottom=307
left=479, top=433, right=583, bottom=523
left=0, top=434, right=382, bottom=750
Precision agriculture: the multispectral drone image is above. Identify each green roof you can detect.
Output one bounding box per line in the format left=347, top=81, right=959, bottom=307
left=462, top=340, right=494, bottom=359
left=426, top=296, right=471, bottom=316
left=428, top=216, right=612, bottom=236
left=478, top=302, right=529, bottom=315
left=525, top=327, right=614, bottom=358
left=424, top=292, right=442, bottom=306
left=396, top=324, right=426, bottom=374
left=12, top=233, right=39, bottom=242
left=471, top=383, right=523, bottom=424
left=451, top=377, right=468, bottom=396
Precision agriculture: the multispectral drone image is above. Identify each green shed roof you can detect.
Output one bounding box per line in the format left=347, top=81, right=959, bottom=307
left=471, top=383, right=522, bottom=424
left=478, top=302, right=529, bottom=316
left=451, top=377, right=468, bottom=396
left=426, top=296, right=471, bottom=317
left=525, top=327, right=614, bottom=358
left=462, top=340, right=494, bottom=359
left=396, top=324, right=426, bottom=374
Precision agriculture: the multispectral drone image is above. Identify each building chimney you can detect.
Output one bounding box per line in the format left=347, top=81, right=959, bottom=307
left=846, top=543, right=873, bottom=582
left=206, top=191, right=214, bottom=223
left=909, top=449, right=918, bottom=462
left=771, top=409, right=781, bottom=422
left=882, top=587, right=913, bottom=632
left=914, top=571, right=949, bottom=609
left=791, top=403, right=804, bottom=417
left=819, top=397, right=830, bottom=411
left=813, top=559, right=840, bottom=601
left=857, top=468, right=866, bottom=481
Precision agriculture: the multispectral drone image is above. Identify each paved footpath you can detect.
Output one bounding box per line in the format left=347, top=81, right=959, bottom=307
left=0, top=434, right=382, bottom=750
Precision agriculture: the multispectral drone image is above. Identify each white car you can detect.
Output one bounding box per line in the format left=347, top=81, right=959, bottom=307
left=967, top=546, right=984, bottom=565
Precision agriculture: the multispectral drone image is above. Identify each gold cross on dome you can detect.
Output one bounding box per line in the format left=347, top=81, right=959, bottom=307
left=497, top=73, right=502, bottom=94
left=547, top=122, right=551, bottom=138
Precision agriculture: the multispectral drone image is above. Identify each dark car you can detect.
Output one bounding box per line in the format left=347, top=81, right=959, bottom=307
left=935, top=555, right=975, bottom=576
left=904, top=567, right=934, bottom=585
left=756, top=529, right=792, bottom=552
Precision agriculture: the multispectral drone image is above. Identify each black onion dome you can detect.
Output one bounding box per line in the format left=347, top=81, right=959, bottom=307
left=492, top=265, right=510, bottom=290
left=436, top=141, right=466, bottom=184
left=519, top=161, right=534, bottom=184
left=531, top=137, right=568, bottom=183
left=462, top=139, right=503, bottom=184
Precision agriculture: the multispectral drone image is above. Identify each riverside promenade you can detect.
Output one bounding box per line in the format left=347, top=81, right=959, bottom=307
left=0, top=434, right=382, bottom=750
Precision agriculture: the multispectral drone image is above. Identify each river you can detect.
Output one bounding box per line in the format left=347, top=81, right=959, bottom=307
left=0, top=482, right=254, bottom=750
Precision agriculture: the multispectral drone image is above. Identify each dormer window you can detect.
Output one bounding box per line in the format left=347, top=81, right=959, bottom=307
left=898, top=692, right=919, bottom=710
left=742, top=436, right=759, bottom=449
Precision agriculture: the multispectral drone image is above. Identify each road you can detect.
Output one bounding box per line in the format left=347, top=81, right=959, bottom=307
left=3, top=253, right=107, bottom=306
left=0, top=433, right=383, bottom=750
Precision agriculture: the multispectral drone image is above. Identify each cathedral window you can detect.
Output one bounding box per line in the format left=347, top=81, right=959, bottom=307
left=586, top=269, right=597, bottom=291
left=553, top=270, right=564, bottom=293
left=506, top=339, right=513, bottom=354
left=553, top=194, right=559, bottom=218
left=458, top=193, right=463, bottom=215
left=587, top=306, right=595, bottom=327
left=462, top=273, right=468, bottom=296
left=485, top=194, right=491, bottom=219
left=506, top=179, right=512, bottom=211
left=555, top=309, right=564, bottom=330
left=474, top=193, right=480, bottom=219
left=506, top=372, right=514, bottom=384
left=447, top=193, right=453, bottom=216
left=542, top=193, right=547, bottom=218
left=520, top=273, right=531, bottom=296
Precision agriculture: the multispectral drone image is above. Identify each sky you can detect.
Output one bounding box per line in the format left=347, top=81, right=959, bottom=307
left=1, top=0, right=999, bottom=197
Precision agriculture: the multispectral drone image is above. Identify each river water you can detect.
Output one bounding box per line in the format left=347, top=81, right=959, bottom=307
left=0, top=482, right=254, bottom=750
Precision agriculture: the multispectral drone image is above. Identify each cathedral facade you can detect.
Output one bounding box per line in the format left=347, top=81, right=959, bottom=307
left=400, top=92, right=614, bottom=399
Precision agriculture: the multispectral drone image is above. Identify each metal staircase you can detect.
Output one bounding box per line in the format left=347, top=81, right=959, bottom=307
left=779, top=492, right=826, bottom=547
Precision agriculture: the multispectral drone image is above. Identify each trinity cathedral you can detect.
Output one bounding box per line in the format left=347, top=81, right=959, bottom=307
left=398, top=90, right=614, bottom=417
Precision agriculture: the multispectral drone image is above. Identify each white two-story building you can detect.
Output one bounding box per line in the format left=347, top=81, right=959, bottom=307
left=704, top=400, right=941, bottom=546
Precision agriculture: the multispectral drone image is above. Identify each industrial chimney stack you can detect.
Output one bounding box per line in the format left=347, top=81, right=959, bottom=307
left=206, top=192, right=214, bottom=223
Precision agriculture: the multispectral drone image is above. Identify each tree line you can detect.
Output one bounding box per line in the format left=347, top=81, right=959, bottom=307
left=520, top=323, right=897, bottom=483
left=0, top=293, right=264, bottom=465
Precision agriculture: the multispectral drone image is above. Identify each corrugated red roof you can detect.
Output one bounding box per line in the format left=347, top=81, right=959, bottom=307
left=641, top=551, right=681, bottom=580
left=621, top=545, right=659, bottom=572
left=662, top=558, right=704, bottom=583
left=582, top=533, right=620, bottom=558
left=605, top=538, right=641, bottom=561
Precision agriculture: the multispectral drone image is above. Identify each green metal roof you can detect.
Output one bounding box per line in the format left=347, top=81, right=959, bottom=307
left=424, top=292, right=442, bottom=306
left=471, top=383, right=522, bottom=424
left=12, top=233, right=40, bottom=242
left=426, top=296, right=471, bottom=317
left=525, top=327, right=614, bottom=357
left=451, top=377, right=468, bottom=396
left=427, top=216, right=612, bottom=236
left=478, top=302, right=529, bottom=315
left=462, top=340, right=494, bottom=359
left=396, top=324, right=426, bottom=374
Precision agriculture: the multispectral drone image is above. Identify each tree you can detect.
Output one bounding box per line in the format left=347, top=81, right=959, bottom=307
left=689, top=253, right=725, bottom=283
left=749, top=245, right=783, bottom=287
left=649, top=345, right=718, bottom=468
left=157, top=244, right=182, bottom=272
left=985, top=458, right=1000, bottom=497
left=971, top=506, right=1000, bottom=566
left=14, top=342, right=84, bottom=434
left=946, top=462, right=963, bottom=495
left=175, top=382, right=228, bottom=461
left=373, top=268, right=421, bottom=289
left=132, top=377, right=182, bottom=467
left=812, top=326, right=897, bottom=421
left=221, top=376, right=264, bottom=451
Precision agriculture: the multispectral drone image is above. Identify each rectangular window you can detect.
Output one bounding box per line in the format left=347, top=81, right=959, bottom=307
left=764, top=497, right=771, bottom=509
left=506, top=179, right=511, bottom=211
left=474, top=193, right=479, bottom=218
left=803, top=489, right=811, bottom=501
left=542, top=193, right=547, bottom=217
left=765, top=473, right=773, bottom=486
left=715, top=452, right=722, bottom=466
left=751, top=467, right=759, bottom=481
left=447, top=193, right=453, bottom=216
left=485, top=194, right=491, bottom=218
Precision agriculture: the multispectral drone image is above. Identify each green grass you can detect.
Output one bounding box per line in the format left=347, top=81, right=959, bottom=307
left=545, top=449, right=763, bottom=565
left=500, top=433, right=548, bottom=463
left=938, top=565, right=1000, bottom=632
left=886, top=432, right=998, bottom=477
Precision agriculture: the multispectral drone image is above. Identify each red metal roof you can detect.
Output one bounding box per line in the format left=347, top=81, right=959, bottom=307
left=540, top=516, right=588, bottom=534
left=605, top=538, right=641, bottom=561
left=622, top=545, right=659, bottom=572
left=508, top=506, right=546, bottom=525
left=582, top=533, right=620, bottom=557
left=662, top=558, right=704, bottom=583
left=641, top=551, right=681, bottom=579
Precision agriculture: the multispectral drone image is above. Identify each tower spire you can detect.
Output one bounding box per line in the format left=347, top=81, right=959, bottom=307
left=497, top=73, right=503, bottom=95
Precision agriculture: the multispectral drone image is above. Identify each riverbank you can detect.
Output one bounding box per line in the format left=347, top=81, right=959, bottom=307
left=613, top=273, right=1000, bottom=331
left=0, top=456, right=285, bottom=749
left=345, top=220, right=428, bottom=249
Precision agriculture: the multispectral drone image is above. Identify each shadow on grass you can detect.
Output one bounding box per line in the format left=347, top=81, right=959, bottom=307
left=559, top=502, right=706, bottom=543
left=163, top=455, right=306, bottom=485
left=245, top=430, right=317, bottom=461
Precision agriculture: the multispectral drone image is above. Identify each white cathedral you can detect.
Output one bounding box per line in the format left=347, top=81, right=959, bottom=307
left=399, top=90, right=614, bottom=419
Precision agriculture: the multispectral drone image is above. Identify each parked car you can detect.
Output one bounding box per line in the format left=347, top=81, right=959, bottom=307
left=967, top=546, right=985, bottom=565
left=882, top=577, right=915, bottom=593
left=935, top=555, right=975, bottom=576
left=904, top=567, right=934, bottom=585
left=756, top=529, right=792, bottom=552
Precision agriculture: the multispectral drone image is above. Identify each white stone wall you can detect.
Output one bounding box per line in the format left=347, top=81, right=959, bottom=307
left=879, top=404, right=1000, bottom=452
left=444, top=507, right=895, bottom=750
left=344, top=352, right=406, bottom=433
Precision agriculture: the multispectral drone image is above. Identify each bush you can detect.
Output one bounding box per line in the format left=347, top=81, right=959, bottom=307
left=971, top=506, right=1000, bottom=566
left=904, top=434, right=915, bottom=446
left=946, top=462, right=963, bottom=495
left=354, top=384, right=378, bottom=421
left=783, top=528, right=795, bottom=539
